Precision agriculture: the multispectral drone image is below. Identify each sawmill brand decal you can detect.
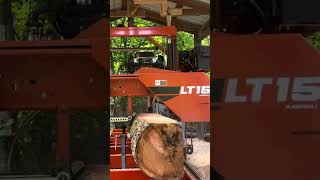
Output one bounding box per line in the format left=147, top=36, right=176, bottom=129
left=212, top=77, right=320, bottom=109
left=148, top=85, right=210, bottom=102
left=180, top=86, right=210, bottom=96
left=155, top=80, right=168, bottom=86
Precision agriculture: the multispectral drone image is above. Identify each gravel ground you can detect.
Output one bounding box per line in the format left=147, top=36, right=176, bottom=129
left=186, top=138, right=210, bottom=180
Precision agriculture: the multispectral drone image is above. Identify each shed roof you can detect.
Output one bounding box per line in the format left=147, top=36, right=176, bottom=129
left=110, top=0, right=210, bottom=38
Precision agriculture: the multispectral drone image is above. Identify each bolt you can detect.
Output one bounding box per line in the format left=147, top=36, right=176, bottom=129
left=89, top=77, right=94, bottom=83
left=41, top=92, right=48, bottom=100
left=12, top=81, right=19, bottom=92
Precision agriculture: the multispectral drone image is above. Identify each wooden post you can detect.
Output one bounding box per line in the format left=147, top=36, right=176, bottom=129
left=194, top=33, right=202, bottom=70
left=196, top=123, right=205, bottom=140
left=172, top=36, right=179, bottom=70
left=127, top=96, right=133, bottom=115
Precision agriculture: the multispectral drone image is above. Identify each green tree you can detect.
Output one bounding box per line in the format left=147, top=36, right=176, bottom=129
left=307, top=32, right=320, bottom=49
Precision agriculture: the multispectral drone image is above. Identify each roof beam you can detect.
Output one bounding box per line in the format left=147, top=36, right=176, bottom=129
left=134, top=0, right=166, bottom=4
left=140, top=9, right=202, bottom=33
left=169, top=0, right=210, bottom=14
left=111, top=9, right=146, bottom=18
left=122, top=0, right=127, bottom=10
left=128, top=0, right=141, bottom=17
left=200, top=19, right=210, bottom=39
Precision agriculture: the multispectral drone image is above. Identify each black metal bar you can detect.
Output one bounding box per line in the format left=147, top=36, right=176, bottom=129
left=121, top=127, right=127, bottom=169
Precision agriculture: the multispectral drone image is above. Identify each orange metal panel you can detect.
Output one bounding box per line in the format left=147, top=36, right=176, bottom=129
left=111, top=26, right=177, bottom=37
left=211, top=33, right=320, bottom=180
left=110, top=75, right=151, bottom=96
left=137, top=69, right=210, bottom=122
left=110, top=68, right=210, bottom=122
left=110, top=169, right=149, bottom=180
left=110, top=154, right=137, bottom=169
left=110, top=142, right=131, bottom=146
left=0, top=39, right=108, bottom=110
left=110, top=137, right=130, bottom=144
left=110, top=146, right=132, bottom=154
left=111, top=131, right=128, bottom=135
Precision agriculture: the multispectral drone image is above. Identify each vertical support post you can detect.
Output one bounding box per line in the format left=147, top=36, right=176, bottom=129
left=194, top=33, right=202, bottom=71
left=214, top=0, right=222, bottom=32
left=0, top=0, right=14, bottom=40
left=57, top=110, right=70, bottom=170
left=166, top=14, right=174, bottom=70
left=147, top=96, right=153, bottom=112
left=196, top=123, right=205, bottom=140
left=181, top=122, right=186, bottom=158
left=128, top=96, right=133, bottom=115
left=172, top=36, right=178, bottom=70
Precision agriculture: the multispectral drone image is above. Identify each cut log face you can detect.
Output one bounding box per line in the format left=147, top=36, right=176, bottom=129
left=129, top=113, right=184, bottom=179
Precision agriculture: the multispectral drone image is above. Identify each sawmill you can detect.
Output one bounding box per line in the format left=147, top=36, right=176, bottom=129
left=0, top=0, right=210, bottom=179
left=110, top=0, right=210, bottom=179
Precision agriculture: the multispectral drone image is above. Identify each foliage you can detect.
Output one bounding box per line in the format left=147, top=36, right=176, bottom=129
left=0, top=115, right=13, bottom=137
left=110, top=17, right=207, bottom=74
left=202, top=35, right=210, bottom=46
left=111, top=18, right=164, bottom=73
left=307, top=32, right=320, bottom=50
left=11, top=0, right=57, bottom=40
left=11, top=0, right=30, bottom=39
left=176, top=31, right=194, bottom=51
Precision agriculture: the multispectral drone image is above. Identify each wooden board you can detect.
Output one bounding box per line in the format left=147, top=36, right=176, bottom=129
left=129, top=113, right=184, bottom=179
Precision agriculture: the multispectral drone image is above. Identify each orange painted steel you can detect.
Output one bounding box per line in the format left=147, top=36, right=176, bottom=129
left=0, top=37, right=109, bottom=172
left=111, top=68, right=210, bottom=122
left=110, top=142, right=131, bottom=147
left=111, top=26, right=177, bottom=37
left=110, top=146, right=132, bottom=154
left=110, top=137, right=131, bottom=144
left=211, top=33, right=320, bottom=180
left=110, top=168, right=193, bottom=180
left=110, top=169, right=149, bottom=180
left=110, top=154, right=137, bottom=169
left=110, top=75, right=151, bottom=96
left=0, top=39, right=108, bottom=110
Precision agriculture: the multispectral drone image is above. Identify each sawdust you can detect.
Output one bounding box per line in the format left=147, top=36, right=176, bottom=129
left=186, top=138, right=210, bottom=180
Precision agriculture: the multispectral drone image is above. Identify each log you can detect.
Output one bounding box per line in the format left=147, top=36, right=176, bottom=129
left=129, top=113, right=184, bottom=179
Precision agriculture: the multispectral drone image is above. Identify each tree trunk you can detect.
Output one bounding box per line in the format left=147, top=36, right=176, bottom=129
left=0, top=0, right=14, bottom=172
left=129, top=113, right=184, bottom=179
left=0, top=0, right=14, bottom=40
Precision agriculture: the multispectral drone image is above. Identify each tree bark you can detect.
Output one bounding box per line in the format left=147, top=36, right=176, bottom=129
left=0, top=0, right=14, bottom=40
left=129, top=113, right=184, bottom=179
left=0, top=0, right=14, bottom=172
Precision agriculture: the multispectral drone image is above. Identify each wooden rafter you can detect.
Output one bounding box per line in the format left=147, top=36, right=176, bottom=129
left=200, top=19, right=210, bottom=39
left=110, top=0, right=210, bottom=35
left=145, top=36, right=166, bottom=53
left=134, top=0, right=166, bottom=4
left=168, top=0, right=210, bottom=14
left=160, top=1, right=168, bottom=16
left=141, top=9, right=202, bottom=33
left=128, top=0, right=140, bottom=17
left=122, top=0, right=127, bottom=10
left=111, top=10, right=146, bottom=18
